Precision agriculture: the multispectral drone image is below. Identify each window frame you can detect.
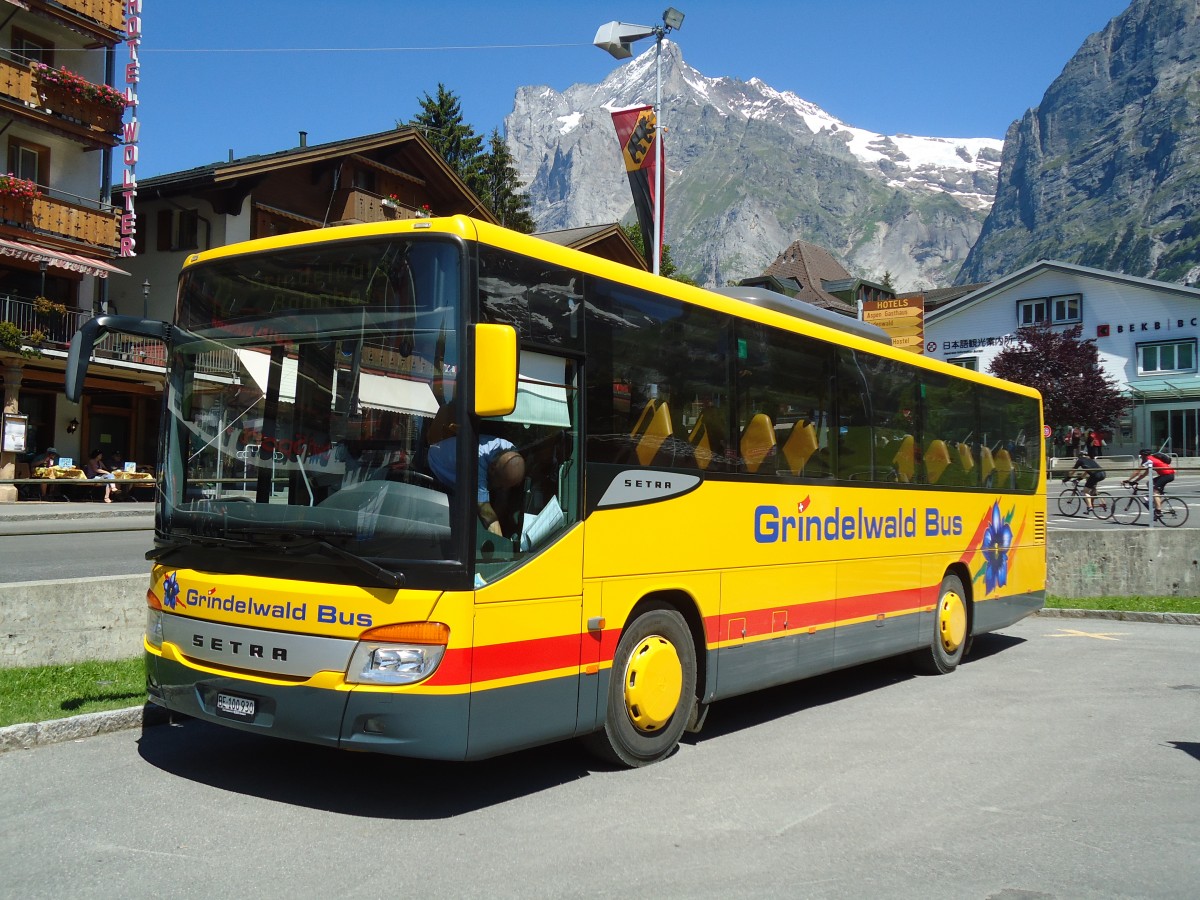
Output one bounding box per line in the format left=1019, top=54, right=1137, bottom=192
left=1016, top=293, right=1082, bottom=327
left=1136, top=338, right=1197, bottom=376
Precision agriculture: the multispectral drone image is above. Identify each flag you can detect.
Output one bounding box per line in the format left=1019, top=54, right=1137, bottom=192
left=610, top=105, right=662, bottom=269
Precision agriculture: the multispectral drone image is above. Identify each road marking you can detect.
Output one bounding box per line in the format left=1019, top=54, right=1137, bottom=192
left=1048, top=629, right=1126, bottom=641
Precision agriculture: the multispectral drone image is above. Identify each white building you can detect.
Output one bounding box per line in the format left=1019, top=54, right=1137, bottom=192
left=925, top=261, right=1200, bottom=458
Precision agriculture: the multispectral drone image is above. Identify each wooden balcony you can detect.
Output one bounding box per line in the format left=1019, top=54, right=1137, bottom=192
left=330, top=188, right=423, bottom=226
left=28, top=0, right=125, bottom=36
left=0, top=193, right=119, bottom=253
left=0, top=56, right=124, bottom=140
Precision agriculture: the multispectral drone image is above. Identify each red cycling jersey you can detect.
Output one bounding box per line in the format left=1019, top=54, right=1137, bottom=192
left=1143, top=454, right=1176, bottom=476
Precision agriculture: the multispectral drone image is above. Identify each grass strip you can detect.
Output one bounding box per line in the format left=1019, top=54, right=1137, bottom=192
left=0, top=657, right=145, bottom=728
left=1045, top=595, right=1200, bottom=614
left=3, top=593, right=1197, bottom=728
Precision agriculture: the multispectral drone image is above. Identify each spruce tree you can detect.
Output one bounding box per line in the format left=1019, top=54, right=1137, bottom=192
left=406, top=84, right=484, bottom=196
left=479, top=129, right=536, bottom=234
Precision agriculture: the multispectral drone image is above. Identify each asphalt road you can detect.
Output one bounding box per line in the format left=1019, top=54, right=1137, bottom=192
left=1, top=616, right=1196, bottom=899
left=1, top=469, right=1196, bottom=584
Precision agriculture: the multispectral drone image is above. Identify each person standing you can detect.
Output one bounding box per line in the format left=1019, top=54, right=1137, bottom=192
left=1087, top=428, right=1103, bottom=459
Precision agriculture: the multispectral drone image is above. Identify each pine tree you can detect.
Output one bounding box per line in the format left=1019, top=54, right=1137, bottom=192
left=406, top=84, right=484, bottom=196
left=988, top=324, right=1128, bottom=429
left=479, top=129, right=536, bottom=234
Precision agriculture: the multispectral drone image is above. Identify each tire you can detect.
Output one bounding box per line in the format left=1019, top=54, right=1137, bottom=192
left=1156, top=496, right=1189, bottom=528
left=1090, top=490, right=1114, bottom=520
left=1112, top=495, right=1142, bottom=526
left=1056, top=488, right=1082, bottom=517
left=912, top=573, right=968, bottom=675
left=582, top=605, right=697, bottom=767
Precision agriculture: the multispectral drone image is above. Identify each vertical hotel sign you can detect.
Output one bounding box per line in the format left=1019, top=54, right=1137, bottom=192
left=118, top=1, right=142, bottom=257
left=862, top=295, right=925, bottom=354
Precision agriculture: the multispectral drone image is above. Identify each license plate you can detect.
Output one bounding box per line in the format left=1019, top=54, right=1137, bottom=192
left=215, top=693, right=255, bottom=719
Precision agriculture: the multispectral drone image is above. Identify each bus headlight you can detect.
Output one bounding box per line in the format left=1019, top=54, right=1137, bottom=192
left=146, top=608, right=164, bottom=649
left=145, top=588, right=164, bottom=649
left=345, top=622, right=450, bottom=686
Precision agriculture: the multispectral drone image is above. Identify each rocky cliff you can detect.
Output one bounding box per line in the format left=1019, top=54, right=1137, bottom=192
left=957, top=0, right=1200, bottom=284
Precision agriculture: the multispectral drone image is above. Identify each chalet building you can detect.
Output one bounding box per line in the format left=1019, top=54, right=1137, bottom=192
left=0, top=0, right=131, bottom=499
left=740, top=239, right=895, bottom=316
left=924, top=260, right=1200, bottom=458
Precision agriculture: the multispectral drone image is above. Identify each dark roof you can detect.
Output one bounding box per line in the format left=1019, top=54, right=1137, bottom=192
left=759, top=240, right=857, bottom=315
left=535, top=224, right=647, bottom=270
left=897, top=283, right=988, bottom=312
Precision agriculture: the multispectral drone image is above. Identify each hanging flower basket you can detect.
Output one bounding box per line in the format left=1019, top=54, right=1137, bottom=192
left=0, top=174, right=40, bottom=202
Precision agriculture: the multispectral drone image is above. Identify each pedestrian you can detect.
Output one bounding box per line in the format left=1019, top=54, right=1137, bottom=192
left=1087, top=428, right=1103, bottom=459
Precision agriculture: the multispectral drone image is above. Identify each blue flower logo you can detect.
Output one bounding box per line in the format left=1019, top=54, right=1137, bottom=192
left=162, top=572, right=180, bottom=610
left=980, top=501, right=1013, bottom=594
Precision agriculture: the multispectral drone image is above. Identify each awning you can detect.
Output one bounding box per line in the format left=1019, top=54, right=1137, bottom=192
left=235, top=349, right=298, bottom=402
left=357, top=372, right=439, bottom=416
left=0, top=237, right=130, bottom=279
left=1125, top=376, right=1200, bottom=400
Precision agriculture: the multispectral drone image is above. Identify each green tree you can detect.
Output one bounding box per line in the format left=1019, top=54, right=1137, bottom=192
left=405, top=84, right=484, bottom=196
left=478, top=128, right=535, bottom=233
left=880, top=270, right=896, bottom=292
left=988, top=324, right=1128, bottom=429
left=620, top=223, right=695, bottom=284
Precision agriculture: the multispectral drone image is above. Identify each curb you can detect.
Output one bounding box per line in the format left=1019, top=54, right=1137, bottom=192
left=3, top=608, right=1196, bottom=753
left=1033, top=608, right=1200, bottom=625
left=0, top=702, right=170, bottom=754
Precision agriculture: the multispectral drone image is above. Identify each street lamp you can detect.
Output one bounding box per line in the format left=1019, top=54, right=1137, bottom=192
left=142, top=278, right=150, bottom=319
left=594, top=7, right=685, bottom=277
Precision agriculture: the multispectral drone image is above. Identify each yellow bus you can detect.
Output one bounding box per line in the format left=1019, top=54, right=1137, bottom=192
left=67, top=216, right=1046, bottom=766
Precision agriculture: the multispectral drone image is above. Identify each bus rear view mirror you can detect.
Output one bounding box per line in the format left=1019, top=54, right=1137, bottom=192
left=473, top=323, right=518, bottom=417
left=65, top=315, right=171, bottom=403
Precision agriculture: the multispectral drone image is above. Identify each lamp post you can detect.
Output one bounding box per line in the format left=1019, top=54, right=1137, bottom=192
left=594, top=7, right=685, bottom=277
left=142, top=278, right=150, bottom=319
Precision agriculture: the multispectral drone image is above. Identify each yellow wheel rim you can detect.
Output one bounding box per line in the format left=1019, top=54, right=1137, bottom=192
left=938, top=589, right=967, bottom=654
left=623, top=635, right=683, bottom=732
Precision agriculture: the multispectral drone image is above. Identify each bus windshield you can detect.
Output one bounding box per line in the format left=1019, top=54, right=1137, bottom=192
left=158, top=237, right=465, bottom=584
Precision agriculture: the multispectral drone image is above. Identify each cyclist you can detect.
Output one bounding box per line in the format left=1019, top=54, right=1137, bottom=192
left=1123, top=449, right=1175, bottom=518
left=1063, top=448, right=1106, bottom=512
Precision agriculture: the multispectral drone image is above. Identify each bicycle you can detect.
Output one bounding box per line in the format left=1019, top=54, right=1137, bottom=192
left=1111, top=481, right=1189, bottom=527
left=1056, top=478, right=1113, bottom=519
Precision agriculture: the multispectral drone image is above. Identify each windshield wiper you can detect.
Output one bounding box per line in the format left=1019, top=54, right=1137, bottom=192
left=146, top=533, right=259, bottom=563
left=289, top=538, right=405, bottom=589
left=220, top=529, right=404, bottom=589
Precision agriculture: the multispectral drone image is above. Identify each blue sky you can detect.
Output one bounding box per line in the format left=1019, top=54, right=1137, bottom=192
left=134, top=0, right=1132, bottom=178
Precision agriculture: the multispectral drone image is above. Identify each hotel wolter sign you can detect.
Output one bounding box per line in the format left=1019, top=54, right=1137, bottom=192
left=118, top=1, right=142, bottom=257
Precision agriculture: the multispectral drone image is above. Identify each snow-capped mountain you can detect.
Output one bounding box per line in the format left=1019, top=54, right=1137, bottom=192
left=506, top=42, right=1002, bottom=289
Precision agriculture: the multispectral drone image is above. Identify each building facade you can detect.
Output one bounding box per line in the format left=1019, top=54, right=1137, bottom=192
left=925, top=261, right=1200, bottom=458
left=0, top=0, right=132, bottom=498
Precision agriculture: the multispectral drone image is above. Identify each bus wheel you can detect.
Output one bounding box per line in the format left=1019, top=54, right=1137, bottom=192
left=912, top=573, right=968, bottom=675
left=583, top=605, right=697, bottom=767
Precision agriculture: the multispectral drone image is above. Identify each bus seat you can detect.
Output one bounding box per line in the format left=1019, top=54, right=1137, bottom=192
left=979, top=446, right=995, bottom=483
left=957, top=442, right=975, bottom=472
left=688, top=417, right=712, bottom=470
left=630, top=399, right=657, bottom=438
left=635, top=401, right=673, bottom=466
left=892, top=434, right=915, bottom=483
left=925, top=439, right=951, bottom=484
left=740, top=413, right=776, bottom=473
left=780, top=421, right=819, bottom=474
left=993, top=448, right=1014, bottom=487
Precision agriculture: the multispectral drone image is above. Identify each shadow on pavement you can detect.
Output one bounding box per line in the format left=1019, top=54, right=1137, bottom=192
left=135, top=632, right=1027, bottom=817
